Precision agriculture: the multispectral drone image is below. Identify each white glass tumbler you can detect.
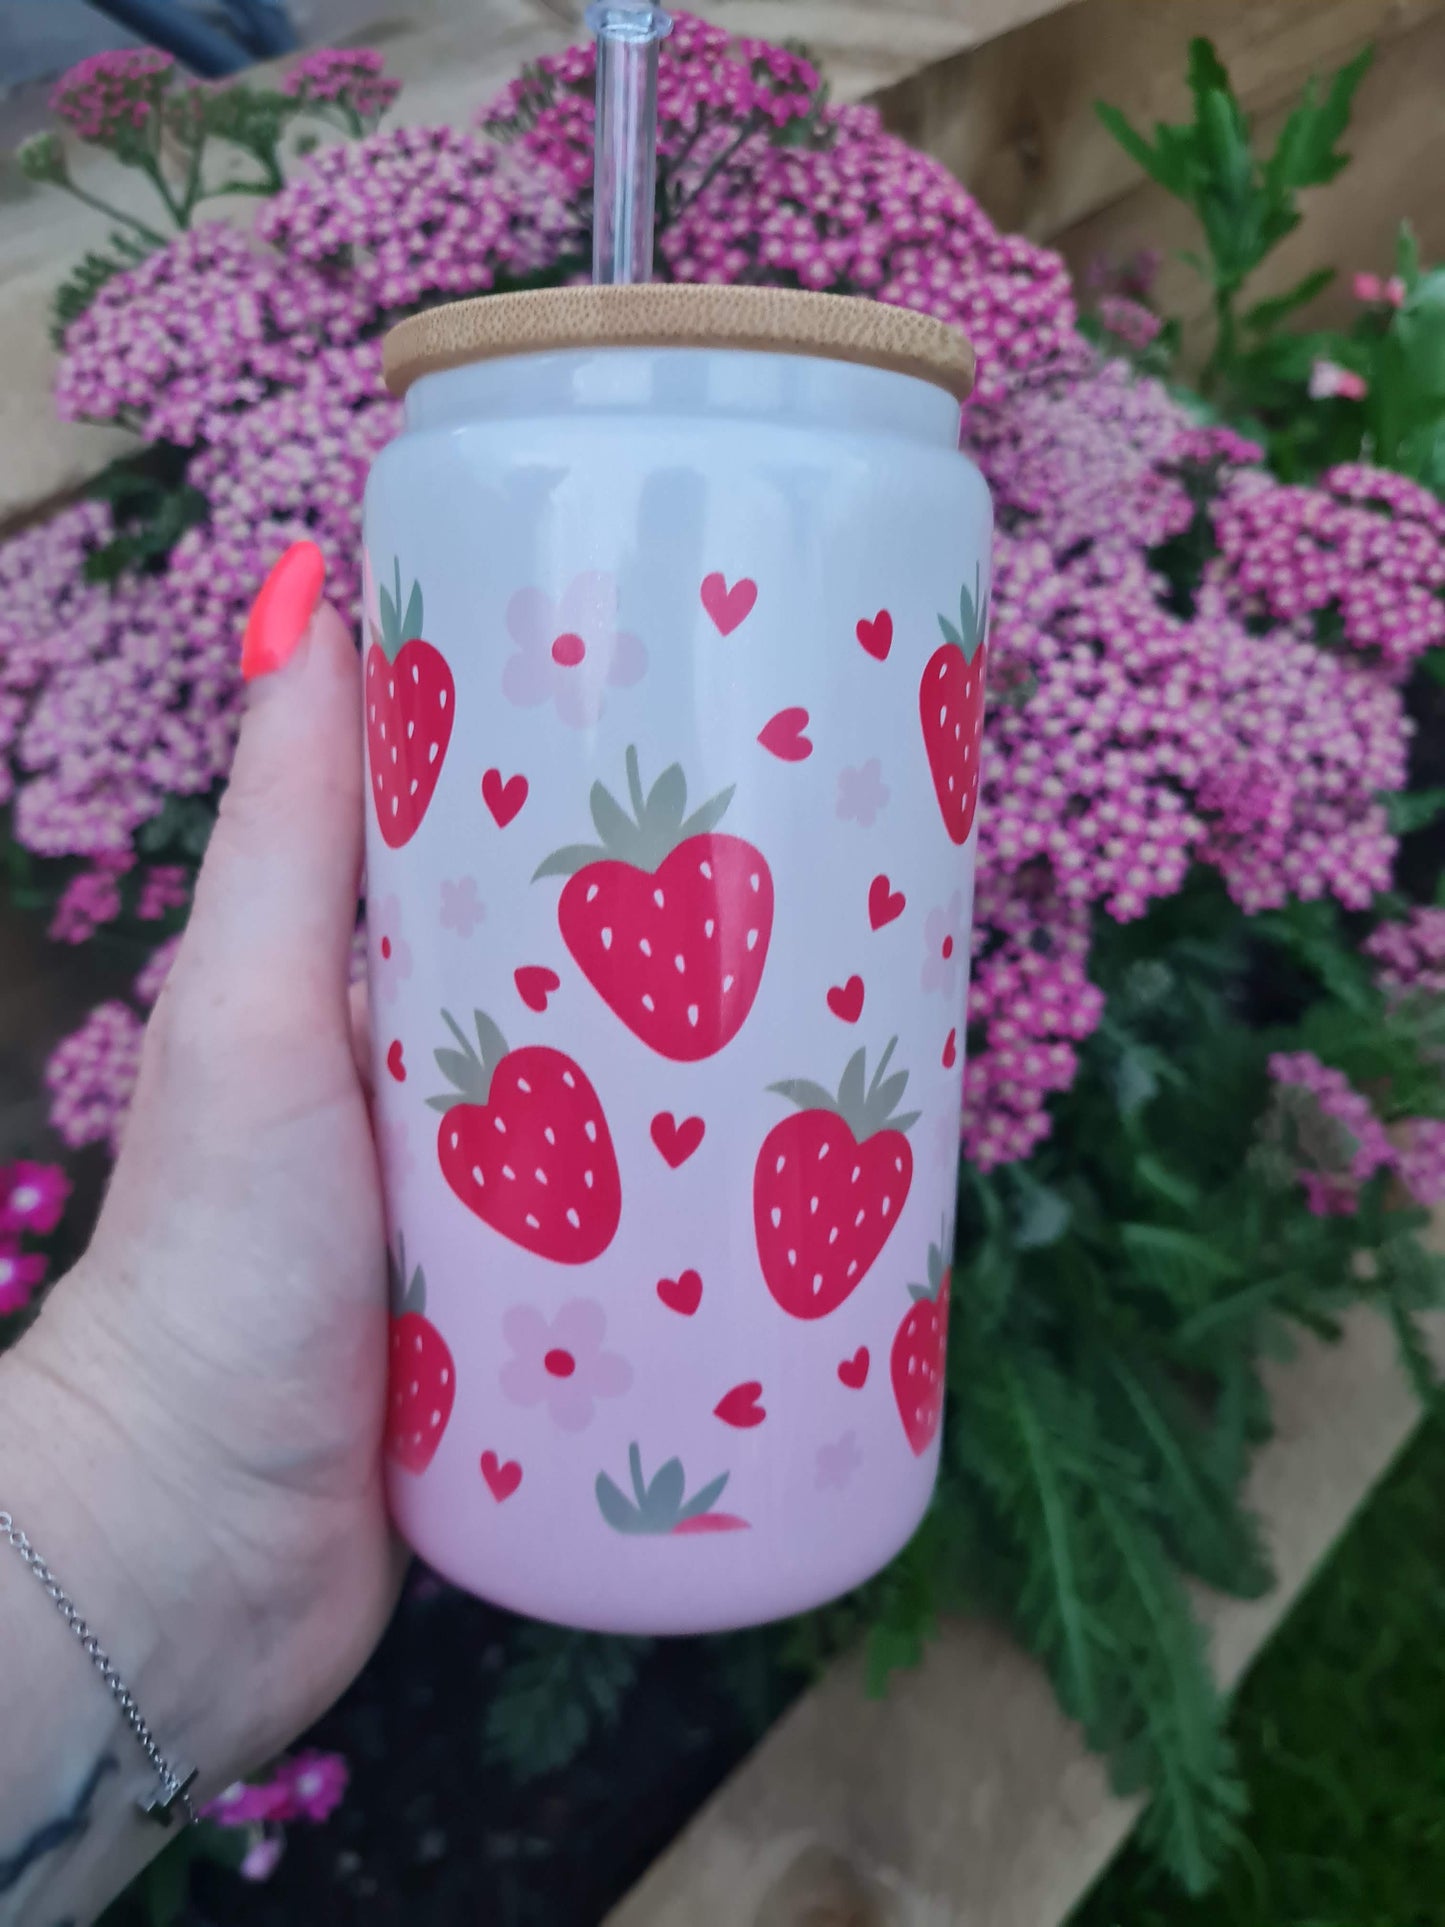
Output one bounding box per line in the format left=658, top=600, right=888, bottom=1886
left=364, top=286, right=991, bottom=1633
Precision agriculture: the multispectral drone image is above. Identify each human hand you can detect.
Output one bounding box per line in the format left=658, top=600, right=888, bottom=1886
left=4, top=542, right=402, bottom=1795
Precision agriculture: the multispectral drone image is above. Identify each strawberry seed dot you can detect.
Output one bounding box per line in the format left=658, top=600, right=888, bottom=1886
left=502, top=1165, right=516, bottom=1180
left=639, top=937, right=651, bottom=957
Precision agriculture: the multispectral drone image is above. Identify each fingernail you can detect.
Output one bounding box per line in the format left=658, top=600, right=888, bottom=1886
left=241, top=541, right=326, bottom=682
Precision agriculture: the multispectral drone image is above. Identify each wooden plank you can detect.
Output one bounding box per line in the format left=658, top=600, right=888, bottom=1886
left=607, top=1305, right=1445, bottom=1927
left=1055, top=1, right=1445, bottom=351
left=876, top=0, right=1443, bottom=244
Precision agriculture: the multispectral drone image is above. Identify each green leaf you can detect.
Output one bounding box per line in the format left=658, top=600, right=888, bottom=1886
left=677, top=1471, right=729, bottom=1521
left=1095, top=102, right=1191, bottom=197
left=838, top=1046, right=868, bottom=1119
left=679, top=785, right=734, bottom=839
left=400, top=576, right=424, bottom=644
left=1397, top=218, right=1422, bottom=289
left=533, top=842, right=606, bottom=881
left=595, top=1473, right=639, bottom=1532
left=1012, top=1172, right=1072, bottom=1250
left=1242, top=266, right=1335, bottom=334
left=1263, top=43, right=1371, bottom=200
left=590, top=777, right=639, bottom=851
left=645, top=1456, right=686, bottom=1523
left=645, top=762, right=688, bottom=836
left=1383, top=786, right=1445, bottom=836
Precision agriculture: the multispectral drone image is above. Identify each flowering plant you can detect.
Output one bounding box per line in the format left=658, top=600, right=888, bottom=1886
left=6, top=18, right=1445, bottom=1905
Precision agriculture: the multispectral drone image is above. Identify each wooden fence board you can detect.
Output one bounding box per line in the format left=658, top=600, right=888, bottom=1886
left=606, top=1306, right=1444, bottom=1927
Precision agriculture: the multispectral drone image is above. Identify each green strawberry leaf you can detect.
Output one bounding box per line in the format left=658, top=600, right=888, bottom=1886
left=435, top=1047, right=482, bottom=1096
left=645, top=763, right=688, bottom=836
left=473, top=1010, right=510, bottom=1070
left=595, top=1473, right=641, bottom=1533
left=677, top=1471, right=730, bottom=1522
left=938, top=616, right=964, bottom=651
left=679, top=786, right=735, bottom=840
left=591, top=778, right=640, bottom=852
left=533, top=843, right=607, bottom=881
left=768, top=1077, right=839, bottom=1113
left=838, top=1046, right=868, bottom=1120
left=646, top=1456, right=687, bottom=1525
left=871, top=1070, right=910, bottom=1122
left=400, top=577, right=424, bottom=645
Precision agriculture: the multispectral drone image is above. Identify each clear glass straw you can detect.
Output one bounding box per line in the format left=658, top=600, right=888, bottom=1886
left=585, top=3, right=673, bottom=285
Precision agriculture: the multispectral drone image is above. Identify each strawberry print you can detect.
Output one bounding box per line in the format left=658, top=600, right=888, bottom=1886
left=891, top=1225, right=951, bottom=1456
left=534, top=746, right=774, bottom=1062
left=385, top=1237, right=455, bottom=1474
left=920, top=564, right=989, bottom=846
left=429, top=1008, right=620, bottom=1264
left=754, top=1038, right=919, bottom=1320
left=366, top=560, right=454, bottom=849
left=596, top=1444, right=747, bottom=1534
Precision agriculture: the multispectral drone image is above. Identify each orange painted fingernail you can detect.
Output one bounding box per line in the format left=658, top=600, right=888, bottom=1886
left=241, top=541, right=326, bottom=682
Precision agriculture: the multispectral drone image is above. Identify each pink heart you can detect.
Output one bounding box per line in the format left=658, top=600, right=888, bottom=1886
left=715, top=1381, right=766, bottom=1428
left=480, top=1451, right=522, bottom=1502
left=385, top=1039, right=407, bottom=1083
left=657, top=1269, right=704, bottom=1317
left=758, top=707, right=813, bottom=762
left=651, top=1111, right=705, bottom=1168
left=701, top=572, right=758, bottom=636
left=838, top=1346, right=870, bottom=1390
left=515, top=965, right=560, bottom=1013
left=482, top=768, right=528, bottom=828
left=868, top=874, right=905, bottom=929
left=827, top=975, right=865, bottom=1023
left=943, top=1027, right=958, bottom=1069
left=856, top=610, right=893, bottom=661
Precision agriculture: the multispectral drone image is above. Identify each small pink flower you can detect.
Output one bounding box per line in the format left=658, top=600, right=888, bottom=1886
left=921, top=891, right=968, bottom=998
left=439, top=877, right=484, bottom=937
left=816, top=1430, right=861, bottom=1491
left=1308, top=359, right=1367, bottom=402
left=502, top=573, right=647, bottom=729
left=370, top=893, right=412, bottom=1004
left=277, top=1750, right=349, bottom=1823
left=500, top=1299, right=632, bottom=1432
left=836, top=758, right=890, bottom=826
left=240, top=1833, right=285, bottom=1882
left=1353, top=271, right=1406, bottom=309
left=0, top=1162, right=70, bottom=1236
left=202, top=1780, right=291, bottom=1827
left=0, top=1241, right=46, bottom=1315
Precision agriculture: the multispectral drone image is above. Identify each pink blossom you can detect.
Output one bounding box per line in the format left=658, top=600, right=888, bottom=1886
left=51, top=48, right=175, bottom=143
left=0, top=1242, right=47, bottom=1316
left=1308, top=359, right=1367, bottom=402
left=921, top=891, right=968, bottom=998
left=49, top=867, right=122, bottom=943
left=1396, top=1119, right=1445, bottom=1208
left=0, top=1162, right=70, bottom=1237
left=280, top=48, right=398, bottom=128
left=1354, top=271, right=1406, bottom=309
left=836, top=758, right=890, bottom=827
left=502, top=574, right=646, bottom=728
left=369, top=893, right=412, bottom=1005
left=136, top=864, right=190, bottom=920
left=499, top=1299, right=632, bottom=1432
left=240, top=1834, right=285, bottom=1882
left=439, top=877, right=484, bottom=937
left=276, top=1750, right=349, bottom=1823
left=44, top=1002, right=143, bottom=1153
left=203, top=1780, right=293, bottom=1828
left=1266, top=1051, right=1395, bottom=1217
left=134, top=934, right=182, bottom=1008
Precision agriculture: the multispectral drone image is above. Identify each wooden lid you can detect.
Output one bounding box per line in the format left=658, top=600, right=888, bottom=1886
left=382, top=284, right=974, bottom=403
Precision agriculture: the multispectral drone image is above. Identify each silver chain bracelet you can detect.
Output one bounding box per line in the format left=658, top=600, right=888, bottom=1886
left=0, top=1509, right=198, bottom=1827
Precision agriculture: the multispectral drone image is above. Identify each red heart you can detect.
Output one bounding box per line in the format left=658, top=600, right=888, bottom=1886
left=482, top=768, right=528, bottom=828
left=715, top=1381, right=766, bottom=1428
left=515, top=965, right=561, bottom=1013
left=856, top=610, right=893, bottom=661
left=657, top=1269, right=703, bottom=1317
left=701, top=572, right=758, bottom=636
left=827, top=975, right=865, bottom=1023
left=943, top=1027, right=958, bottom=1069
left=385, top=1039, right=407, bottom=1082
left=868, top=874, right=905, bottom=930
left=758, top=707, right=813, bottom=762
left=838, top=1346, right=870, bottom=1390
left=651, top=1111, right=705, bottom=1168
left=480, top=1451, right=522, bottom=1502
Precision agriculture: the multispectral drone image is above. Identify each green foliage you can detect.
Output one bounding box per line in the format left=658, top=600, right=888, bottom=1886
left=83, top=446, right=208, bottom=583
left=51, top=232, right=160, bottom=347
left=481, top=1626, right=653, bottom=1782
left=1074, top=1412, right=1445, bottom=1927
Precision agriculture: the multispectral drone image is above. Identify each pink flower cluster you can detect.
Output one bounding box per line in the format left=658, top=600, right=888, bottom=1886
left=51, top=47, right=174, bottom=143
left=1266, top=1051, right=1396, bottom=1216
left=0, top=1162, right=70, bottom=1317
left=13, top=13, right=1442, bottom=1170
left=1211, top=462, right=1445, bottom=679
left=280, top=48, right=399, bottom=127
left=204, top=1750, right=349, bottom=1828
left=56, top=224, right=369, bottom=441
left=1364, top=906, right=1445, bottom=1000
left=49, top=860, right=125, bottom=943
left=1096, top=295, right=1163, bottom=351
left=44, top=1002, right=144, bottom=1154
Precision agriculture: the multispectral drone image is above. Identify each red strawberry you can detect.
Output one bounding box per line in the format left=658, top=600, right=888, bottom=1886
left=535, top=746, right=773, bottom=1061
left=366, top=560, right=454, bottom=849
left=595, top=1443, right=747, bottom=1534
left=754, top=1038, right=918, bottom=1320
left=385, top=1237, right=456, bottom=1474
left=920, top=565, right=989, bottom=845
left=430, top=1008, right=620, bottom=1264
left=891, top=1226, right=951, bottom=1456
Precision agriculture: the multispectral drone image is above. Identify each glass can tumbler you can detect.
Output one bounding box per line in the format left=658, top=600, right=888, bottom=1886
left=364, top=286, right=991, bottom=1633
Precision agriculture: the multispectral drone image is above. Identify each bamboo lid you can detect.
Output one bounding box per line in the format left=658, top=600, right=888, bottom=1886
left=382, top=284, right=974, bottom=404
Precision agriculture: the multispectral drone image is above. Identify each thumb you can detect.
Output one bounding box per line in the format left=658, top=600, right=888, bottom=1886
left=176, top=543, right=362, bottom=1026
